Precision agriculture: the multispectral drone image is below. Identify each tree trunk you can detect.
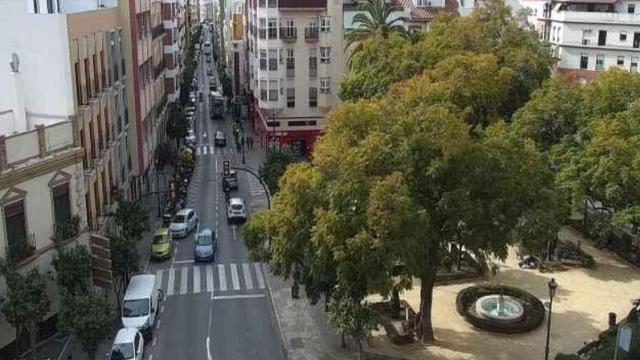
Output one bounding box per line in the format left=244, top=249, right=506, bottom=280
left=341, top=333, right=346, bottom=348
left=417, top=246, right=439, bottom=343
left=391, top=287, right=401, bottom=319
left=28, top=324, right=37, bottom=360
left=355, top=338, right=363, bottom=360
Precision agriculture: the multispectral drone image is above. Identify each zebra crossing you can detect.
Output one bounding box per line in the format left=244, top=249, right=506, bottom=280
left=195, top=146, right=236, bottom=156
left=248, top=175, right=264, bottom=197
left=156, top=262, right=265, bottom=297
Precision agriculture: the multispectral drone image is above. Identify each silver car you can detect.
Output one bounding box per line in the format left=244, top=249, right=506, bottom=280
left=194, top=228, right=217, bottom=262
left=227, top=198, right=247, bottom=224
left=169, top=209, right=198, bottom=238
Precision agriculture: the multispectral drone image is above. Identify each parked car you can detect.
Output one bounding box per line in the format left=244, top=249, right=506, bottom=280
left=206, top=56, right=211, bottom=63
left=109, top=328, right=144, bottom=360
left=169, top=208, right=199, bottom=238
left=214, top=131, right=226, bottom=147
left=121, top=274, right=163, bottom=340
left=185, top=129, right=196, bottom=145
left=227, top=197, right=247, bottom=224
left=150, top=227, right=173, bottom=261
left=222, top=170, right=238, bottom=190
left=207, top=69, right=213, bottom=77
left=194, top=228, right=217, bottom=262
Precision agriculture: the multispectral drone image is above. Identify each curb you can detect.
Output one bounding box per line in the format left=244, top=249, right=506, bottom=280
left=262, top=263, right=290, bottom=360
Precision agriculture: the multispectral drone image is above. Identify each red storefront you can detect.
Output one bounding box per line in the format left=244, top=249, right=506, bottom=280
left=245, top=91, right=321, bottom=158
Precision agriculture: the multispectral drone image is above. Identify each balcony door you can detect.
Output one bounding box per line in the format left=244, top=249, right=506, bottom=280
left=634, top=32, right=640, bottom=48
left=598, top=30, right=607, bottom=46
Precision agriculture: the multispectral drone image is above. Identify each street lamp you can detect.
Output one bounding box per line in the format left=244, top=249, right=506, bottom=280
left=544, top=278, right=558, bottom=360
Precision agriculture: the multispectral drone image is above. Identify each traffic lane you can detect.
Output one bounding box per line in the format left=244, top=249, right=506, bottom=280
left=148, top=292, right=210, bottom=360
left=211, top=296, right=283, bottom=360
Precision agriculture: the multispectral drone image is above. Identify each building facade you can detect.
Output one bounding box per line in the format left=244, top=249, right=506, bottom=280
left=225, top=0, right=247, bottom=97
left=163, top=0, right=187, bottom=103
left=520, top=0, right=640, bottom=83
left=245, top=0, right=345, bottom=157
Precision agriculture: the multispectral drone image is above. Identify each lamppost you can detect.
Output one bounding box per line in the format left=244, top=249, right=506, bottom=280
left=544, top=278, right=558, bottom=360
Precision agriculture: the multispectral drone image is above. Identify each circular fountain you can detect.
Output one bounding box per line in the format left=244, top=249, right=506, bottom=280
left=475, top=294, right=525, bottom=323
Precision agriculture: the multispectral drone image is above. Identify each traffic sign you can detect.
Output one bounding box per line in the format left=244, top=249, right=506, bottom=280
left=223, top=160, right=230, bottom=177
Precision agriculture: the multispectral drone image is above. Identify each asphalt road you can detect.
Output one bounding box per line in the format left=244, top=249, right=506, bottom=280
left=141, top=30, right=283, bottom=360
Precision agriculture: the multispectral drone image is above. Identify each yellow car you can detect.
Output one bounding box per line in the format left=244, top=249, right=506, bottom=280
left=151, top=227, right=173, bottom=261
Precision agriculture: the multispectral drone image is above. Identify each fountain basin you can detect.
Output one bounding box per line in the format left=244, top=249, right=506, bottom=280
left=475, top=295, right=525, bottom=323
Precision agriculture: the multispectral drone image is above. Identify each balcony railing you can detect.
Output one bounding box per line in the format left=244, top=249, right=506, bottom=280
left=305, top=27, right=319, bottom=42
left=287, top=68, right=295, bottom=78
left=280, top=27, right=297, bottom=42
left=52, top=215, right=80, bottom=243
left=152, top=24, right=164, bottom=39
left=6, top=233, right=36, bottom=264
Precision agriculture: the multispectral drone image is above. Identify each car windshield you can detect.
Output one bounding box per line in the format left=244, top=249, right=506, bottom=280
left=231, top=204, right=243, bottom=211
left=153, top=235, right=168, bottom=244
left=173, top=215, right=186, bottom=223
left=122, top=299, right=149, bottom=317
left=197, top=234, right=214, bottom=246
left=110, top=344, right=134, bottom=360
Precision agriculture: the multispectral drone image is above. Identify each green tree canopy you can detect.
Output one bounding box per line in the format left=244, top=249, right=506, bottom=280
left=51, top=245, right=92, bottom=296
left=345, top=0, right=407, bottom=54
left=259, top=148, right=295, bottom=195
left=58, top=291, right=112, bottom=360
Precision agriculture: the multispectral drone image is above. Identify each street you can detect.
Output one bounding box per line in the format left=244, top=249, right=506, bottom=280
left=140, top=32, right=283, bottom=360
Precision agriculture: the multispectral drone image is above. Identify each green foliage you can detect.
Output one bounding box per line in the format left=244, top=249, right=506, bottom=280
left=155, top=140, right=176, bottom=170
left=166, top=104, right=188, bottom=144
left=52, top=245, right=92, bottom=296
left=58, top=291, right=112, bottom=360
left=328, top=289, right=380, bottom=354
left=115, top=201, right=149, bottom=241
left=53, top=215, right=81, bottom=243
left=259, top=148, right=295, bottom=194
left=345, top=0, right=408, bottom=55
left=0, top=260, right=50, bottom=357
left=110, top=235, right=139, bottom=293
left=341, top=0, right=552, bottom=117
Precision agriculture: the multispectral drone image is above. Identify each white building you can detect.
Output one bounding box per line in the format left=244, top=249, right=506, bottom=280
left=163, top=0, right=187, bottom=103
left=519, top=0, right=640, bottom=82
left=245, top=0, right=345, bottom=157
left=224, top=0, right=247, bottom=97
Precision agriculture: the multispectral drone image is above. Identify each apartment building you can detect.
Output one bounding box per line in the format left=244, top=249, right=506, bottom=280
left=163, top=0, right=187, bottom=103
left=245, top=0, right=345, bottom=157
left=225, top=0, right=246, bottom=96
left=0, top=0, right=136, bottom=351
left=520, top=0, right=640, bottom=83
left=202, top=0, right=215, bottom=21
left=119, top=0, right=168, bottom=199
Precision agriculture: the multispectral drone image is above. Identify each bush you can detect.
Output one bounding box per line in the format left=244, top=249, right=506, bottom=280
left=456, top=285, right=545, bottom=334
left=555, top=241, right=596, bottom=268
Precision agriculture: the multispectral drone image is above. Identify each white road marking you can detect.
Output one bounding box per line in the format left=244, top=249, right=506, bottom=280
left=203, top=131, right=207, bottom=138
left=206, top=336, right=213, bottom=360
left=160, top=305, right=164, bottom=314
left=193, top=266, right=201, bottom=293
left=156, top=319, right=162, bottom=330
left=242, top=263, right=254, bottom=290
left=213, top=294, right=266, bottom=300
left=173, top=260, right=195, bottom=264
left=196, top=147, right=202, bottom=156
left=167, top=268, right=176, bottom=296
left=156, top=270, right=163, bottom=291
left=231, top=226, right=237, bottom=241
left=149, top=354, right=153, bottom=360
left=230, top=263, right=240, bottom=290
left=152, top=336, right=157, bottom=346
left=217, top=264, right=227, bottom=291
left=215, top=158, right=218, bottom=172
left=180, top=266, right=188, bottom=295
left=203, top=146, right=208, bottom=155
left=206, top=265, right=214, bottom=293
left=210, top=146, right=214, bottom=154
left=254, top=262, right=265, bottom=289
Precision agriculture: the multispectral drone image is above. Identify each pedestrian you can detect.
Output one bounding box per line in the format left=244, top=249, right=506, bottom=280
left=249, top=136, right=254, bottom=149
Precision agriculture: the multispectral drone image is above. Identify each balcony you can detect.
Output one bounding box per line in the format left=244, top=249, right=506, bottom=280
left=52, top=215, right=81, bottom=243
left=280, top=27, right=297, bottom=42
left=305, top=27, right=319, bottom=42
left=6, top=233, right=36, bottom=264
left=550, top=10, right=639, bottom=25
left=152, top=24, right=165, bottom=39
left=279, top=0, right=326, bottom=10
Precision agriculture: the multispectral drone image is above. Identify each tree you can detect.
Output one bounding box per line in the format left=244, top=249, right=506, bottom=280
left=511, top=76, right=584, bottom=151
left=345, top=0, right=407, bottom=58
left=166, top=104, right=188, bottom=149
left=58, top=291, right=112, bottom=360
left=0, top=261, right=50, bottom=360
left=328, top=288, right=379, bottom=358
left=114, top=201, right=149, bottom=242
left=155, top=140, right=176, bottom=170
left=51, top=245, right=92, bottom=296
left=259, top=148, right=295, bottom=195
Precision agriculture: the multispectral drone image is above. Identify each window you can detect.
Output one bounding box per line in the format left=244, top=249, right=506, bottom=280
left=268, top=0, right=277, bottom=7
left=268, top=18, right=278, bottom=39
left=4, top=200, right=29, bottom=261
left=84, top=58, right=92, bottom=98
left=47, top=0, right=54, bottom=13
left=551, top=26, right=556, bottom=42
left=320, top=16, right=331, bottom=32
left=582, top=29, right=592, bottom=45
left=259, top=0, right=265, bottom=7
left=309, top=48, right=318, bottom=78
left=629, top=4, right=635, bottom=13
left=268, top=80, right=279, bottom=101
left=287, top=88, right=295, bottom=108
left=74, top=62, right=83, bottom=105
left=33, top=0, right=39, bottom=13
left=93, top=54, right=99, bottom=93
left=52, top=183, right=71, bottom=223
left=268, top=49, right=278, bottom=71
left=631, top=57, right=638, bottom=73
left=320, top=47, right=331, bottom=64
left=259, top=49, right=267, bottom=70
left=620, top=31, right=627, bottom=41
left=595, top=54, right=605, bottom=70
left=259, top=18, right=266, bottom=39
left=580, top=54, right=589, bottom=69
left=598, top=30, right=607, bottom=46
left=617, top=56, right=624, bottom=66
left=320, top=77, right=331, bottom=94
left=286, top=49, right=295, bottom=78
left=309, top=87, right=318, bottom=107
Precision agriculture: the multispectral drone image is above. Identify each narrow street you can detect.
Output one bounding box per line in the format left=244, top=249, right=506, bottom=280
left=141, top=30, right=283, bottom=360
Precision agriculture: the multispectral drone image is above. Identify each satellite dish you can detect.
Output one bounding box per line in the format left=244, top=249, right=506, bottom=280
left=9, top=53, right=19, bottom=73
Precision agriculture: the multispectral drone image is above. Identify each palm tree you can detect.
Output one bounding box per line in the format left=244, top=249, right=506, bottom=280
left=345, top=0, right=408, bottom=51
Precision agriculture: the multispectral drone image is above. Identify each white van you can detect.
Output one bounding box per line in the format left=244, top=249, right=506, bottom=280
left=121, top=274, right=164, bottom=339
